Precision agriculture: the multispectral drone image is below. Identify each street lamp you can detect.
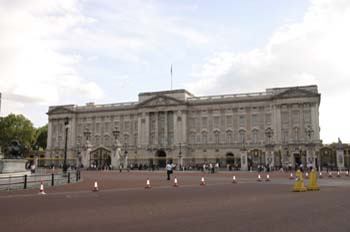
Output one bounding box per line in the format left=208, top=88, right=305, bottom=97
left=265, top=127, right=274, bottom=170
left=178, top=143, right=182, bottom=170
left=83, top=127, right=91, bottom=168
left=76, top=142, right=81, bottom=168
left=63, top=117, right=69, bottom=174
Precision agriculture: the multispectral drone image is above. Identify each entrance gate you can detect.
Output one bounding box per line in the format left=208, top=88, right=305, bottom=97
left=90, top=146, right=112, bottom=170
left=155, top=150, right=167, bottom=168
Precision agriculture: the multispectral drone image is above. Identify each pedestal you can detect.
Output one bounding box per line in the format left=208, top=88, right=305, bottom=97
left=82, top=144, right=92, bottom=168
left=266, top=149, right=274, bottom=168
left=306, top=150, right=316, bottom=169
left=240, top=150, right=248, bottom=171
left=0, top=159, right=28, bottom=174
left=337, top=149, right=345, bottom=169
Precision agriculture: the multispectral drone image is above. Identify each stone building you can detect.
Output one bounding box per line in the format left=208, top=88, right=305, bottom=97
left=45, top=85, right=323, bottom=170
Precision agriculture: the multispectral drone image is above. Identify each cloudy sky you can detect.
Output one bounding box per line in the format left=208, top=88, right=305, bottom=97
left=0, top=0, right=349, bottom=143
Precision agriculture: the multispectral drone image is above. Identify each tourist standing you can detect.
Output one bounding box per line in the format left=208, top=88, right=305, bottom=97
left=166, top=162, right=173, bottom=180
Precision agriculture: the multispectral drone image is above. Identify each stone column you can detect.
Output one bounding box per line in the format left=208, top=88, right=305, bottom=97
left=155, top=112, right=158, bottom=145
left=240, top=149, right=248, bottom=171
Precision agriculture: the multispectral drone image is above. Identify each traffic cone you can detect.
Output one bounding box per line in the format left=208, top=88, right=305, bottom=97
left=328, top=172, right=333, bottom=178
left=145, top=178, right=151, bottom=189
left=200, top=176, right=206, bottom=185
left=257, top=174, right=262, bottom=182
left=232, top=175, right=237, bottom=184
left=346, top=171, right=349, bottom=177
left=92, top=180, right=99, bottom=192
left=173, top=177, right=179, bottom=187
left=337, top=171, right=341, bottom=177
left=305, top=172, right=309, bottom=179
left=38, top=182, right=46, bottom=195
left=319, top=172, right=323, bottom=178
left=289, top=173, right=294, bottom=180
left=265, top=174, right=270, bottom=182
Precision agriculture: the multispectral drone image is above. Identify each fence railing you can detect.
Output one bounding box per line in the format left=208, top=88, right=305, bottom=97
left=0, top=170, right=81, bottom=191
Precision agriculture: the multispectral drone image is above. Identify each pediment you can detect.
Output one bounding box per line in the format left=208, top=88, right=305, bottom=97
left=273, top=88, right=319, bottom=99
left=138, top=95, right=185, bottom=107
left=47, top=106, right=75, bottom=115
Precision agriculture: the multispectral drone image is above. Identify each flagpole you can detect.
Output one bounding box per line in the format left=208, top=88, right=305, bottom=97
left=171, top=64, right=173, bottom=90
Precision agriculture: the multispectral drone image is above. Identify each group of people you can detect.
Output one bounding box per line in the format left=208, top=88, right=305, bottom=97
left=202, top=162, right=220, bottom=173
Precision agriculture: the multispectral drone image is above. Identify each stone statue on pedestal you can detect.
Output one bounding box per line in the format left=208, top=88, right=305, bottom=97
left=7, top=140, right=24, bottom=159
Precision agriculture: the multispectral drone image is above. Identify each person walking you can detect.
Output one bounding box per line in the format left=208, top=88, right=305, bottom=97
left=166, top=162, right=173, bottom=180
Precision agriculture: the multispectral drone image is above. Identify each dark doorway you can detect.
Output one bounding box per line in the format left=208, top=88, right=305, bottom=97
left=226, top=153, right=234, bottom=170
left=156, top=150, right=167, bottom=168
left=294, top=153, right=301, bottom=169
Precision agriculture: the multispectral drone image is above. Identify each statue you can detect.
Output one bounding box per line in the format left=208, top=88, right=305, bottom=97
left=7, top=140, right=24, bottom=159
left=338, top=137, right=342, bottom=144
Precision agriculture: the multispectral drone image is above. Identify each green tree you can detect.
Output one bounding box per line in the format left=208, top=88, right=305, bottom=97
left=33, top=124, right=48, bottom=150
left=0, top=114, right=36, bottom=154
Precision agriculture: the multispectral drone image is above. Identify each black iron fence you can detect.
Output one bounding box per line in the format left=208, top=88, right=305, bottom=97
left=0, top=170, right=81, bottom=191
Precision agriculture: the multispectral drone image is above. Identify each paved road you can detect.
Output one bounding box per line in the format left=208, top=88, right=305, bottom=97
left=1, top=171, right=350, bottom=232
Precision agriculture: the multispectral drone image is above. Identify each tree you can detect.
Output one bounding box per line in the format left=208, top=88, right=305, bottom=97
left=33, top=124, right=48, bottom=150
left=0, top=114, right=36, bottom=155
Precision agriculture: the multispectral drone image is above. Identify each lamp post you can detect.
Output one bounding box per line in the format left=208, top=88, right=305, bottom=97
left=63, top=117, right=69, bottom=174
left=265, top=128, right=274, bottom=170
left=306, top=125, right=314, bottom=170
left=83, top=127, right=91, bottom=168
left=76, top=142, right=81, bottom=168
left=178, top=143, right=182, bottom=171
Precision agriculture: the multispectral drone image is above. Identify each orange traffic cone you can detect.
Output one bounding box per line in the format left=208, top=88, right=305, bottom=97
left=232, top=175, right=237, bottom=184
left=145, top=178, right=151, bottom=189
left=289, top=173, right=294, bottom=180
left=257, top=174, right=262, bottom=182
left=305, top=172, right=309, bottom=179
left=266, top=174, right=270, bottom=182
left=337, top=171, right=341, bottom=177
left=38, top=182, right=46, bottom=195
left=92, top=180, right=99, bottom=192
left=173, top=177, right=179, bottom=187
left=319, top=172, right=323, bottom=178
left=200, top=176, right=206, bottom=186
left=328, top=172, right=333, bottom=178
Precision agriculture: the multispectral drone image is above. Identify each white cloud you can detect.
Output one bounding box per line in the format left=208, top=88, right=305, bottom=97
left=187, top=0, right=350, bottom=143
left=0, top=0, right=104, bottom=111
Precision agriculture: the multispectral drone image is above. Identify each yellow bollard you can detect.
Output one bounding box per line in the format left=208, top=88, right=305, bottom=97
left=307, top=169, right=320, bottom=191
left=292, top=170, right=307, bottom=192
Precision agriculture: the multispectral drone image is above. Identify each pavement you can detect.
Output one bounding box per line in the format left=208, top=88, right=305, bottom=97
left=1, top=170, right=350, bottom=232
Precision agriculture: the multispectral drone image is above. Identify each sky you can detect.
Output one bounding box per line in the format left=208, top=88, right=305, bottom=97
left=0, top=0, right=349, bottom=143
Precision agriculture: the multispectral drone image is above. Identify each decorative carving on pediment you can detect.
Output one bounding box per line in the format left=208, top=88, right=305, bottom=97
left=274, top=88, right=318, bottom=99
left=138, top=95, right=184, bottom=107
left=48, top=106, right=75, bottom=115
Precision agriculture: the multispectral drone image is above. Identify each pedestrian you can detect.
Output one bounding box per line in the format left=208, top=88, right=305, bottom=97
left=30, top=163, right=36, bottom=174
left=166, top=162, right=173, bottom=180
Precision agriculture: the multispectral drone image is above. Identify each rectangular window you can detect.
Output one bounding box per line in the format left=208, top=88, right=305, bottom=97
left=239, top=115, right=245, bottom=127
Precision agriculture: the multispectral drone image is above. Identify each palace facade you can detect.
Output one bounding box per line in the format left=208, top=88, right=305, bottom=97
left=45, top=85, right=332, bottom=171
